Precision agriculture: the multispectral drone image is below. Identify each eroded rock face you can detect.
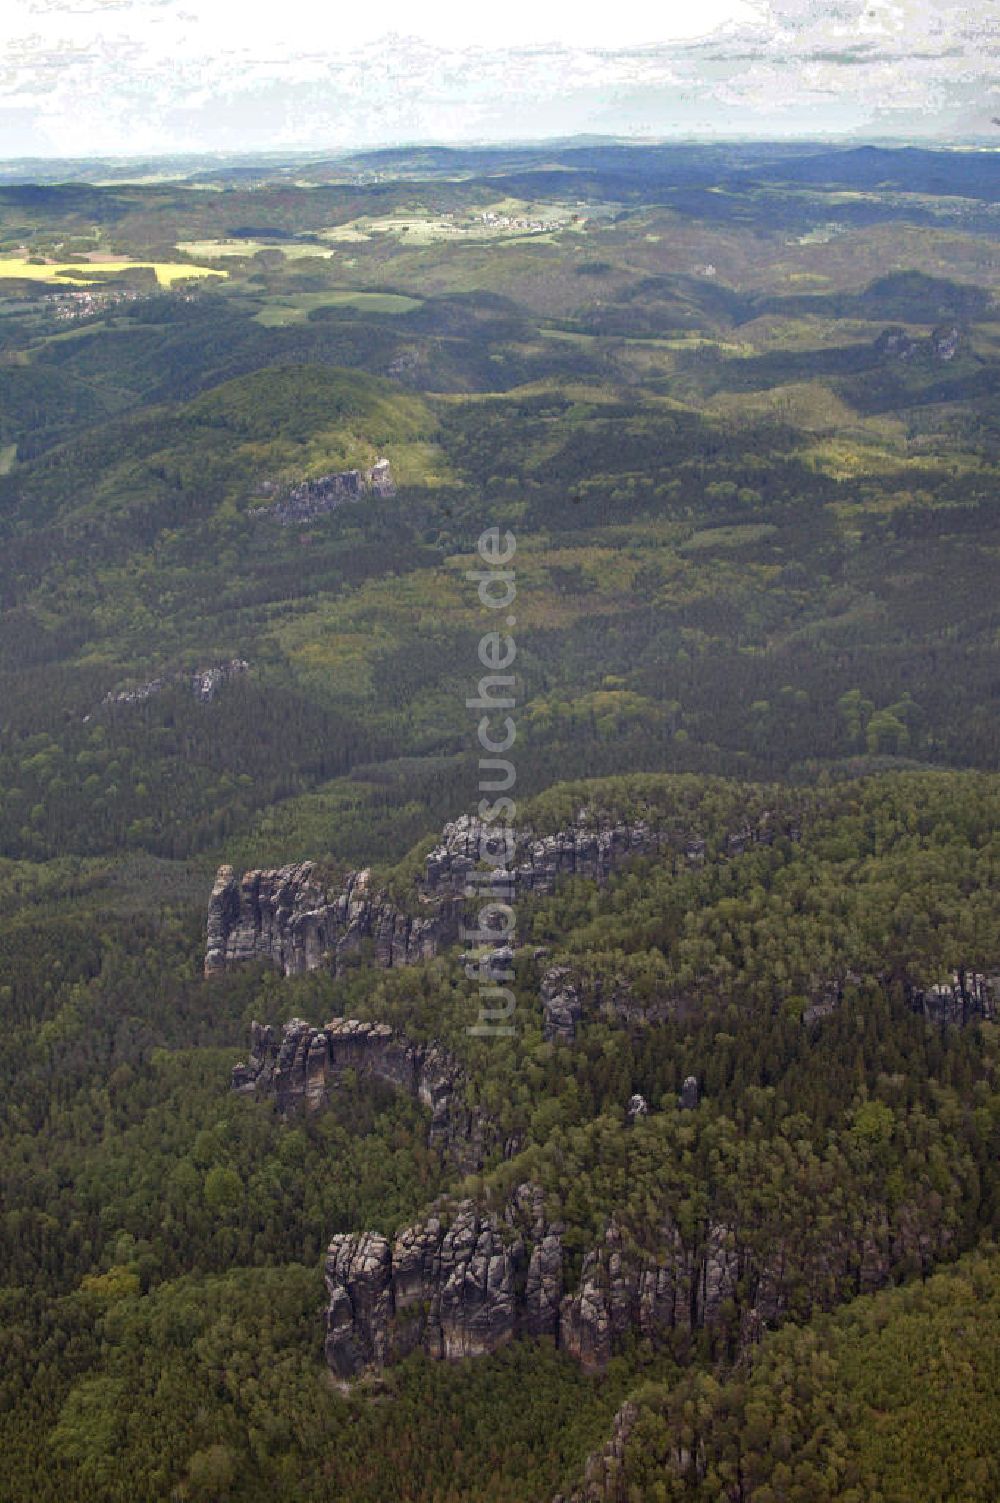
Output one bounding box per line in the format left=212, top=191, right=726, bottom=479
left=875, top=326, right=918, bottom=361
left=207, top=807, right=794, bottom=981
left=101, top=658, right=248, bottom=712
left=254, top=458, right=396, bottom=525
left=540, top=964, right=683, bottom=1042
left=875, top=324, right=963, bottom=364
left=207, top=815, right=634, bottom=980
left=325, top=1232, right=394, bottom=1379
left=557, top=1217, right=744, bottom=1373
left=424, top=812, right=668, bottom=899
left=326, top=1202, right=526, bottom=1376
left=205, top=863, right=459, bottom=978
left=320, top=1171, right=960, bottom=1384
left=930, top=323, right=962, bottom=362
left=191, top=660, right=250, bottom=701
left=324, top=1202, right=519, bottom=1380
left=553, top=1400, right=639, bottom=1503
left=679, top=1076, right=699, bottom=1111
left=541, top=968, right=584, bottom=1043
left=231, top=1016, right=496, bottom=1169
left=910, top=971, right=999, bottom=1025
left=536, top=963, right=1000, bottom=1051
left=802, top=970, right=999, bottom=1028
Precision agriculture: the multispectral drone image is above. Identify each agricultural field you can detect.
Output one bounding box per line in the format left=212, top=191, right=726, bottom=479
left=252, top=289, right=424, bottom=324
left=176, top=237, right=335, bottom=259
left=0, top=254, right=225, bottom=285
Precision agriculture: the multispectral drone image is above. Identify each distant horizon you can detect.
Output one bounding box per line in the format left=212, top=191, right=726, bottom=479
left=1, top=133, right=999, bottom=171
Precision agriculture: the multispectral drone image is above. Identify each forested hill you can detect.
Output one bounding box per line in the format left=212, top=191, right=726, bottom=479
left=1, top=139, right=999, bottom=1502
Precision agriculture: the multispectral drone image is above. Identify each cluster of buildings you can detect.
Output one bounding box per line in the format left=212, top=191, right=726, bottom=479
left=48, top=287, right=144, bottom=320
left=476, top=210, right=567, bottom=234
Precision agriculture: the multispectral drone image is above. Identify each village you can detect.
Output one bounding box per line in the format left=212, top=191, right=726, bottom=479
left=47, top=286, right=147, bottom=319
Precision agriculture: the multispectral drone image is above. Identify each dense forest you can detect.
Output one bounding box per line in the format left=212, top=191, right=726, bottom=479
left=1, top=140, right=999, bottom=1501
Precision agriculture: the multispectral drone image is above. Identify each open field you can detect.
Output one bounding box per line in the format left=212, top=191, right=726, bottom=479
left=252, top=289, right=423, bottom=324
left=0, top=256, right=225, bottom=286
left=176, top=238, right=336, bottom=260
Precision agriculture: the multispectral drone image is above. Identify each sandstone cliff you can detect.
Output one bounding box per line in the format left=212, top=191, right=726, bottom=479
left=252, top=457, right=396, bottom=525
left=206, top=806, right=790, bottom=979
left=540, top=965, right=684, bottom=1042
left=100, top=657, right=249, bottom=713
left=908, top=969, right=999, bottom=1025
left=875, top=323, right=964, bottom=363
left=205, top=863, right=453, bottom=978
left=232, top=1015, right=505, bottom=1170
left=215, top=804, right=996, bottom=1390
left=321, top=1170, right=959, bottom=1385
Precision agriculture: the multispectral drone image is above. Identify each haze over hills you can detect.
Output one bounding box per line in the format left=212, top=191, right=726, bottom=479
left=1, top=136, right=999, bottom=1502
left=5, top=137, right=1000, bottom=189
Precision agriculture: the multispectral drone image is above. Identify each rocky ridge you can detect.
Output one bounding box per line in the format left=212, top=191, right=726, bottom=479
left=251, top=457, right=396, bottom=525
left=322, top=1186, right=559, bottom=1382
left=205, top=863, right=453, bottom=978
left=321, top=1167, right=961, bottom=1384
left=542, top=962, right=999, bottom=1042
left=206, top=806, right=791, bottom=979
left=215, top=804, right=997, bottom=1390
left=909, top=970, right=999, bottom=1025
left=232, top=1015, right=503, bottom=1170
left=97, top=658, right=249, bottom=714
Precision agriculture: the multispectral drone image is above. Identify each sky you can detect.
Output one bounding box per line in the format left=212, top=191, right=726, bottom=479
left=0, top=0, right=997, bottom=159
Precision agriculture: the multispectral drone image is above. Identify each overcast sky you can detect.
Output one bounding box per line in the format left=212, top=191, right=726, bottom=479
left=0, top=0, right=997, bottom=159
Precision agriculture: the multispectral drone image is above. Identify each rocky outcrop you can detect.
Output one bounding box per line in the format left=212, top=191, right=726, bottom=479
left=539, top=964, right=684, bottom=1043
left=801, top=972, right=858, bottom=1025
left=875, top=325, right=918, bottom=361
left=538, top=956, right=1000, bottom=1046
left=324, top=1184, right=562, bottom=1383
left=679, top=1076, right=699, bottom=1110
left=909, top=970, right=999, bottom=1025
left=423, top=809, right=705, bottom=898
left=204, top=811, right=665, bottom=979
left=541, top=967, right=584, bottom=1043
left=535, top=960, right=1000, bottom=1043
left=320, top=1168, right=960, bottom=1384
left=207, top=806, right=792, bottom=980
left=205, top=863, right=459, bottom=978
left=325, top=1202, right=521, bottom=1382
left=801, top=968, right=999, bottom=1028
left=232, top=1015, right=501, bottom=1170
left=930, top=323, right=962, bottom=361
left=253, top=458, right=396, bottom=525
left=100, top=658, right=248, bottom=712
left=553, top=1400, right=639, bottom=1503
left=191, top=660, right=250, bottom=701
left=875, top=323, right=964, bottom=364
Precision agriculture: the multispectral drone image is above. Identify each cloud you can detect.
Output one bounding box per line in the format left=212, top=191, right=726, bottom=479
left=0, top=0, right=995, bottom=156
left=25, top=0, right=174, bottom=12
